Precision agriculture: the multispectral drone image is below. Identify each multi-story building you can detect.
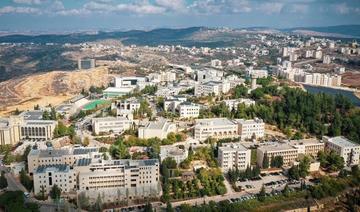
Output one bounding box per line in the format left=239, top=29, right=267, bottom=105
left=115, top=76, right=147, bottom=90
left=159, top=145, right=188, bottom=164
left=257, top=143, right=299, bottom=167
left=0, top=112, right=57, bottom=145
left=138, top=119, right=176, bottom=139
left=91, top=117, right=133, bottom=135
left=323, top=55, right=331, bottom=64
left=28, top=147, right=99, bottom=174
left=74, top=158, right=160, bottom=201
left=164, top=96, right=187, bottom=112
left=236, top=118, right=265, bottom=140
left=223, top=99, right=256, bottom=111
left=194, top=118, right=238, bottom=141
left=246, top=67, right=268, bottom=79
left=112, top=97, right=141, bottom=118
left=33, top=164, right=77, bottom=195
left=178, top=102, right=200, bottom=118
left=288, top=139, right=324, bottom=158
left=323, top=136, right=360, bottom=166
left=194, top=81, right=230, bottom=97
left=218, top=142, right=251, bottom=171
left=196, top=69, right=224, bottom=82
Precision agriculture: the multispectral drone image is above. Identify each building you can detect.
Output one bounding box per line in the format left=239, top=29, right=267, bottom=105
left=288, top=139, right=324, bottom=158
left=0, top=113, right=57, bottom=145
left=257, top=143, right=299, bottom=167
left=236, top=118, right=265, bottom=140
left=246, top=67, right=268, bottom=79
left=194, top=118, right=238, bottom=141
left=115, top=76, right=147, bottom=90
left=211, top=59, right=222, bottom=68
left=159, top=145, right=188, bottom=164
left=323, top=136, right=360, bottom=166
left=218, top=142, right=251, bottom=171
left=28, top=147, right=99, bottom=174
left=164, top=96, right=187, bottom=112
left=138, top=119, right=176, bottom=139
left=91, top=117, right=133, bottom=135
left=194, top=81, right=230, bottom=97
left=178, top=102, right=200, bottom=118
left=223, top=99, right=255, bottom=111
left=33, top=164, right=77, bottom=195
left=196, top=69, right=224, bottom=82
left=75, top=158, right=160, bottom=200
left=323, top=55, right=331, bottom=64
left=112, top=98, right=140, bottom=119
left=103, top=87, right=134, bottom=99
left=78, top=59, right=95, bottom=70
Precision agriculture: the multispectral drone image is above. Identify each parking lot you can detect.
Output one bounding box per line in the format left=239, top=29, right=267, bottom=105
left=235, top=172, right=292, bottom=193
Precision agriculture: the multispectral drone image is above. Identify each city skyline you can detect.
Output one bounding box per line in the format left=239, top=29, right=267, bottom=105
left=0, top=0, right=360, bottom=32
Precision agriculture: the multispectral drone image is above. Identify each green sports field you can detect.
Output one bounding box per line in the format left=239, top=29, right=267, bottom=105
left=82, top=99, right=110, bottom=110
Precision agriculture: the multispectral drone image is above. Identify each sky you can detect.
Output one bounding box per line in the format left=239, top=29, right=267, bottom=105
left=0, top=0, right=359, bottom=32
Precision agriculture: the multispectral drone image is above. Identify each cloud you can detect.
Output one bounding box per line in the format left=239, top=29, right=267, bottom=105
left=257, top=2, right=284, bottom=14
left=13, top=0, right=45, bottom=5
left=83, top=1, right=166, bottom=15
left=334, top=3, right=350, bottom=14
left=0, top=6, right=40, bottom=14
left=155, top=0, right=186, bottom=12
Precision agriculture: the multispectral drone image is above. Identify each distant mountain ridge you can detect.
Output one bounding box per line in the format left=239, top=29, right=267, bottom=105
left=0, top=25, right=359, bottom=45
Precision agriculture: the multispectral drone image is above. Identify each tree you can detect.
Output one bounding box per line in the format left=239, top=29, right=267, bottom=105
left=299, top=156, right=311, bottom=178
left=144, top=202, right=153, bottom=212
left=282, top=184, right=291, bottom=197
left=271, top=156, right=283, bottom=168
left=20, top=169, right=33, bottom=191
left=262, top=154, right=269, bottom=169
left=94, top=194, right=103, bottom=211
left=78, top=192, right=90, bottom=209
left=49, top=184, right=61, bottom=201
left=0, top=171, right=8, bottom=189
left=258, top=185, right=266, bottom=202
left=83, top=136, right=90, bottom=147
left=288, top=165, right=300, bottom=180
left=166, top=201, right=174, bottom=212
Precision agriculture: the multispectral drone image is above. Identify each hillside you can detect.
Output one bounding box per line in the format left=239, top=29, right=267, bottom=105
left=0, top=67, right=113, bottom=116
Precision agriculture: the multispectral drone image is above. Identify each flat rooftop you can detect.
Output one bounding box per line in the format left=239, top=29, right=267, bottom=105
left=20, top=110, right=43, bottom=120
left=288, top=139, right=323, bottom=146
left=220, top=142, right=248, bottom=151
left=327, top=136, right=359, bottom=148
left=36, top=164, right=69, bottom=173
left=258, top=143, right=297, bottom=152
left=196, top=118, right=236, bottom=126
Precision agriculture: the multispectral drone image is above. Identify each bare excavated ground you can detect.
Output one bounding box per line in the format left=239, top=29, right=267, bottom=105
left=0, top=67, right=113, bottom=116
left=342, top=72, right=360, bottom=89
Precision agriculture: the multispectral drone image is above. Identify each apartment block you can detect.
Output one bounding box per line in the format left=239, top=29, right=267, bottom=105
left=91, top=117, right=133, bottom=135
left=194, top=118, right=238, bottom=141
left=138, top=119, right=176, bottom=139
left=164, top=96, right=187, bottom=112
left=218, top=142, right=251, bottom=171
left=257, top=143, right=299, bottom=167
left=323, top=136, right=360, bottom=166
left=194, top=81, right=230, bottom=97
left=112, top=97, right=141, bottom=118
left=236, top=118, right=265, bottom=140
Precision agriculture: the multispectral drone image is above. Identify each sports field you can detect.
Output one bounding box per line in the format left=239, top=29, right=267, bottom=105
left=82, top=99, right=110, bottom=110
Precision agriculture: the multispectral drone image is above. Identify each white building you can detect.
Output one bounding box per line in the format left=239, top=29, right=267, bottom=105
left=195, top=81, right=230, bottom=97
left=323, top=136, right=360, bottom=166
left=91, top=117, right=133, bottom=135
left=257, top=143, right=299, bottom=167
left=178, top=103, right=200, bottom=118
left=112, top=97, right=141, bottom=119
left=194, top=118, right=238, bottom=141
left=211, top=59, right=222, bottom=68
left=223, top=98, right=255, bottom=111
left=138, top=119, right=176, bottom=139
left=115, top=76, right=147, bottom=90
left=288, top=139, right=325, bottom=158
left=323, top=55, right=331, bottom=64
left=164, top=96, right=187, bottom=112
left=33, top=164, right=77, bottom=195
left=246, top=67, right=268, bottom=79
left=236, top=118, right=265, bottom=140
left=196, top=69, right=224, bottom=82
left=218, top=142, right=251, bottom=171
left=159, top=145, right=188, bottom=165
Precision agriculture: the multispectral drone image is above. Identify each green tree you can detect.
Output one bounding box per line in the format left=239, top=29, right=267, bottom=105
left=0, top=171, right=8, bottom=189
left=49, top=184, right=61, bottom=201
left=258, top=185, right=266, bottom=202
left=288, top=165, right=300, bottom=180
left=262, top=154, right=269, bottom=169
left=20, top=169, right=33, bottom=191
left=144, top=202, right=153, bottom=212
left=299, top=156, right=311, bottom=178
left=166, top=201, right=174, bottom=212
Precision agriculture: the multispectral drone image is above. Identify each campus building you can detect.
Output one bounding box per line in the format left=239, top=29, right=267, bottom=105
left=288, top=139, right=324, bottom=158
left=194, top=81, right=230, bottom=97
left=194, top=118, right=238, bottom=141
left=138, top=119, right=176, bottom=139
left=236, top=118, right=265, bottom=140
left=178, top=102, right=200, bottom=118
left=159, top=145, right=188, bottom=165
left=323, top=136, right=360, bottom=166
left=91, top=117, right=133, bottom=135
left=223, top=98, right=255, bottom=111
left=218, top=142, right=251, bottom=171
left=257, top=143, right=299, bottom=167
left=33, top=164, right=77, bottom=194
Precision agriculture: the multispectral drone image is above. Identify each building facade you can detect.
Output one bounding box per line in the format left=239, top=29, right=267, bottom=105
left=323, top=136, right=360, bottom=166
left=218, top=142, right=251, bottom=171
left=257, top=143, right=299, bottom=168
left=138, top=119, right=176, bottom=139
left=236, top=118, right=265, bottom=140
left=194, top=118, right=238, bottom=141
left=91, top=117, right=133, bottom=135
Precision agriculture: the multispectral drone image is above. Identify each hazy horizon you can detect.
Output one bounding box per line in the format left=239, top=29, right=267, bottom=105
left=0, top=0, right=359, bottom=32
